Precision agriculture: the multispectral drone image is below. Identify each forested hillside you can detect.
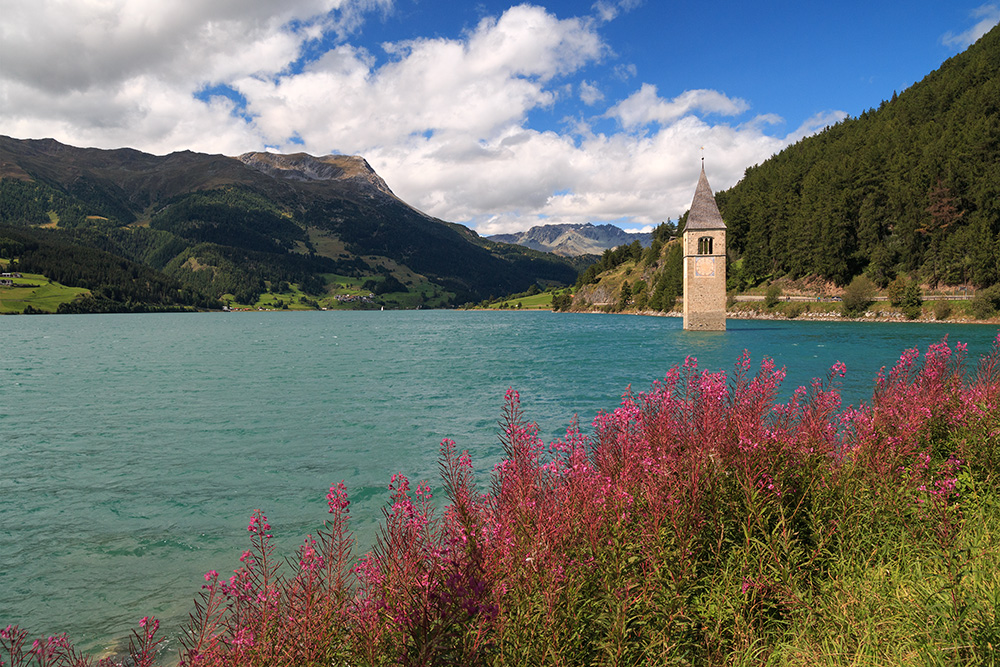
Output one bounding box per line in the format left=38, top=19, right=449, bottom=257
left=718, top=24, right=1000, bottom=289
left=0, top=139, right=578, bottom=312
left=0, top=227, right=215, bottom=312
left=567, top=220, right=683, bottom=312
left=566, top=25, right=999, bottom=318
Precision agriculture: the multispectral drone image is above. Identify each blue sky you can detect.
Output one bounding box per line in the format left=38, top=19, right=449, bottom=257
left=361, top=1, right=984, bottom=140
left=1, top=0, right=997, bottom=234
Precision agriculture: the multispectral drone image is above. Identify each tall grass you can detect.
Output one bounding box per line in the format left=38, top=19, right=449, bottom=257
left=4, top=337, right=1000, bottom=666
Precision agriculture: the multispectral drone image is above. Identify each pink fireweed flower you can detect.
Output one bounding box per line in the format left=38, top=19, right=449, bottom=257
left=204, top=570, right=218, bottom=582
left=138, top=616, right=159, bottom=638
left=298, top=535, right=324, bottom=571
left=232, top=627, right=255, bottom=648
left=327, top=481, right=350, bottom=513
left=247, top=511, right=271, bottom=536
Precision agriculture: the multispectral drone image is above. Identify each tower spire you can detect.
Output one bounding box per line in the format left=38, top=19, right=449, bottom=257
left=686, top=166, right=725, bottom=230
left=682, top=162, right=727, bottom=331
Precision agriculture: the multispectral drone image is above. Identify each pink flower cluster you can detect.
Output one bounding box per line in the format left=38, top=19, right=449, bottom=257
left=11, top=335, right=1000, bottom=666
left=2, top=618, right=163, bottom=667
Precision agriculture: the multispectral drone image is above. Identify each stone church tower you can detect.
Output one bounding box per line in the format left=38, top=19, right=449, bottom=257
left=682, top=164, right=727, bottom=331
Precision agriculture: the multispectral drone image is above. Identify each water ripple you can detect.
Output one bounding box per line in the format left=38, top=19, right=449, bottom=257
left=1, top=311, right=996, bottom=655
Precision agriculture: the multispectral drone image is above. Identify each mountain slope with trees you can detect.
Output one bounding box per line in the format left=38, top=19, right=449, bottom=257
left=0, top=137, right=578, bottom=312
left=566, top=220, right=684, bottom=313
left=718, top=24, right=1000, bottom=290
left=569, top=25, right=999, bottom=317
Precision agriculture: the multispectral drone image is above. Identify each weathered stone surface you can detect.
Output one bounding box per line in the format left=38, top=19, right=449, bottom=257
left=683, top=167, right=726, bottom=331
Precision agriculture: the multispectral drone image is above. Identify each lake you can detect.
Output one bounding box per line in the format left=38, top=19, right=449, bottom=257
left=1, top=310, right=997, bottom=656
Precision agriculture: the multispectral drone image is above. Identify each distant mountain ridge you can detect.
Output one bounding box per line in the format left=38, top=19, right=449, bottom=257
left=488, top=223, right=652, bottom=256
left=0, top=136, right=578, bottom=311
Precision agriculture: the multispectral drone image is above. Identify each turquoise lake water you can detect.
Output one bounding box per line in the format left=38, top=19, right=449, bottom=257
left=1, top=310, right=997, bottom=656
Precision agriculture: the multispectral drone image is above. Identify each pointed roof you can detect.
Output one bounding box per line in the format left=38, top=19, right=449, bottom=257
left=685, top=165, right=726, bottom=230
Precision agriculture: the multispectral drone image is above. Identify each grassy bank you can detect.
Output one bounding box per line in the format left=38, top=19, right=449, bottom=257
left=0, top=271, right=90, bottom=313
left=5, top=337, right=1000, bottom=666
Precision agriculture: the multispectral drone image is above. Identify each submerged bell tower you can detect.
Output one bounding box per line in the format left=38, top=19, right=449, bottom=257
left=682, top=163, right=727, bottom=331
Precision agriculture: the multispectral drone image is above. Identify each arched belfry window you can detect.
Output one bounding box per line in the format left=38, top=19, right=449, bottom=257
left=697, top=236, right=713, bottom=255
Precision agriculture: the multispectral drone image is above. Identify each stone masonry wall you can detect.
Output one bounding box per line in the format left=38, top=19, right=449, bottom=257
left=683, top=229, right=727, bottom=331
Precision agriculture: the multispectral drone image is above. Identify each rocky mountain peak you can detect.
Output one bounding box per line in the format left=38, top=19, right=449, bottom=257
left=488, top=222, right=651, bottom=257
left=236, top=151, right=395, bottom=196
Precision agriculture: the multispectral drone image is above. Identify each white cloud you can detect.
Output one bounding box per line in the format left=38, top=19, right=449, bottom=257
left=579, top=80, right=605, bottom=105
left=627, top=223, right=657, bottom=234
left=232, top=5, right=606, bottom=152
left=784, top=110, right=849, bottom=143
left=376, top=111, right=788, bottom=236
left=0, top=0, right=386, bottom=92
left=612, top=63, right=638, bottom=81
left=606, top=84, right=751, bottom=129
left=0, top=0, right=390, bottom=152
left=0, top=0, right=835, bottom=236
left=592, top=0, right=644, bottom=24
left=942, top=3, right=1000, bottom=48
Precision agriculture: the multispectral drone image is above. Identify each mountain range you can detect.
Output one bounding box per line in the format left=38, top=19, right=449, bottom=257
left=0, top=137, right=579, bottom=311
left=4, top=24, right=997, bottom=315
left=487, top=223, right=652, bottom=257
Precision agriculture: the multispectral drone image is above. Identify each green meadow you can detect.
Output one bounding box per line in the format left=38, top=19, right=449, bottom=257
left=483, top=287, right=572, bottom=310
left=0, top=269, right=91, bottom=314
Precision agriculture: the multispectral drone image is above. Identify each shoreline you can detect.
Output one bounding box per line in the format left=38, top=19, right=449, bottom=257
left=8, top=302, right=1000, bottom=326
left=562, top=306, right=1000, bottom=326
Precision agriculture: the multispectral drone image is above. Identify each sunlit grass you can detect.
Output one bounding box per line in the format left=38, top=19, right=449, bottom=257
left=0, top=272, right=90, bottom=313
left=486, top=292, right=555, bottom=309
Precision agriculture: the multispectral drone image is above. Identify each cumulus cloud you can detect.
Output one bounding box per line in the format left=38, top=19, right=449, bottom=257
left=0, top=0, right=389, bottom=91
left=606, top=85, right=751, bottom=130
left=0, top=1, right=832, bottom=235
left=942, top=3, right=1000, bottom=48
left=238, top=5, right=606, bottom=151
left=579, top=80, right=605, bottom=105
left=377, top=111, right=788, bottom=236
left=0, top=0, right=391, bottom=152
